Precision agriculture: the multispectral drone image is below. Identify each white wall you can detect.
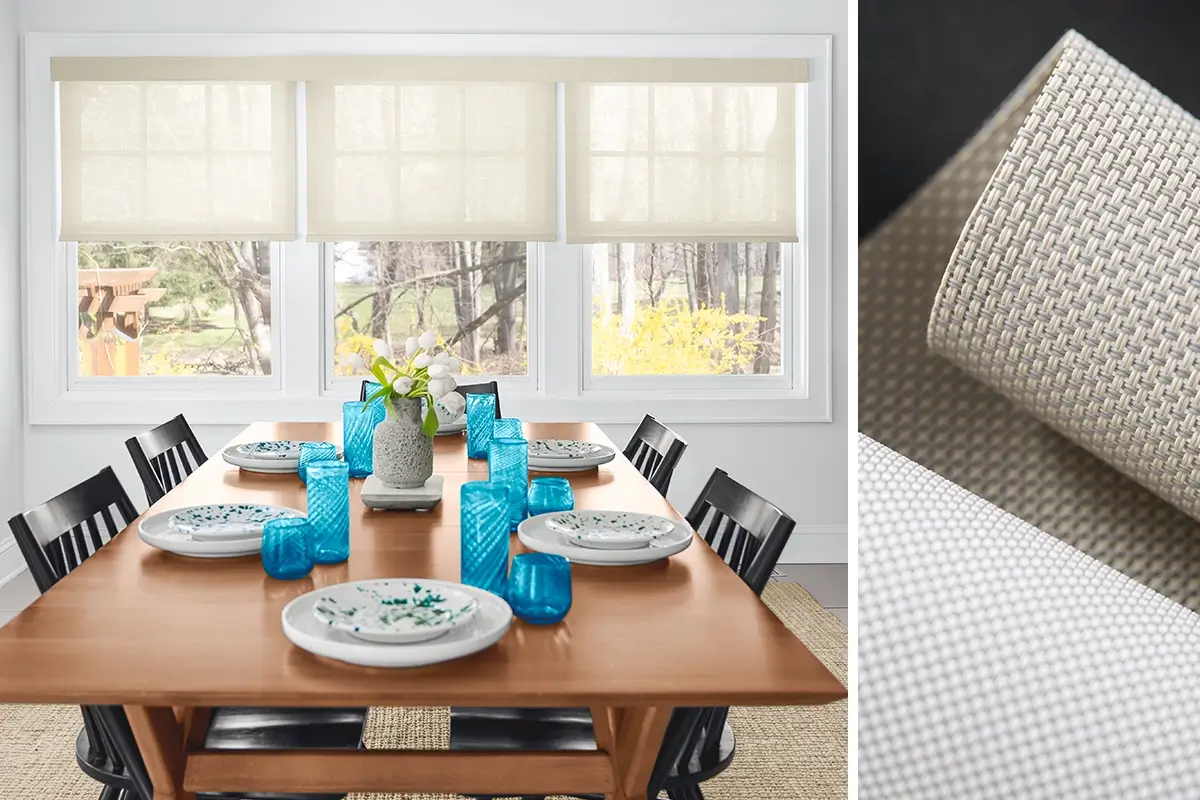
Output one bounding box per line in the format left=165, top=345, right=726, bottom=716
left=8, top=0, right=848, bottom=573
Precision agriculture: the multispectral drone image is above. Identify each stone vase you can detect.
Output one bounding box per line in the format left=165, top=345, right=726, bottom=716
left=372, top=396, right=434, bottom=489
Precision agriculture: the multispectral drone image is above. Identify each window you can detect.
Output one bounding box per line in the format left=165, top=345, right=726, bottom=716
left=75, top=241, right=274, bottom=377
left=330, top=241, right=528, bottom=377
left=589, top=242, right=783, bottom=376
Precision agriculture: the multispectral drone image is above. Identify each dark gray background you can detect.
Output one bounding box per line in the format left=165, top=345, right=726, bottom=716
left=860, top=0, right=1200, bottom=237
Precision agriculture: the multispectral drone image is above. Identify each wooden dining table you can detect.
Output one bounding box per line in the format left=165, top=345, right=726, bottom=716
left=0, top=421, right=845, bottom=799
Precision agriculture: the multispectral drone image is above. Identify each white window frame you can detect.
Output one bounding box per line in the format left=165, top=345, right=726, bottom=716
left=23, top=32, right=832, bottom=426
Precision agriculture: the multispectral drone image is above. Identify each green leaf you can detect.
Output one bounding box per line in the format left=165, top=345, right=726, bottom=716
left=364, top=386, right=391, bottom=407
left=374, top=356, right=399, bottom=374
left=370, top=361, right=391, bottom=386
left=421, top=397, right=440, bottom=437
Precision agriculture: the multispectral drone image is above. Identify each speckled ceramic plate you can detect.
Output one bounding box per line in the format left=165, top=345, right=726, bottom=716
left=528, top=439, right=603, bottom=459
left=311, top=579, right=479, bottom=644
left=283, top=580, right=513, bottom=667
left=517, top=514, right=693, bottom=565
left=167, top=504, right=303, bottom=540
left=137, top=510, right=263, bottom=558
left=528, top=443, right=617, bottom=473
left=234, top=440, right=310, bottom=460
left=544, top=510, right=675, bottom=550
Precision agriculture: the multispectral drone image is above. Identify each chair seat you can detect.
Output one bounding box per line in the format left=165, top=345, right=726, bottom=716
left=199, top=706, right=368, bottom=800
left=448, top=707, right=736, bottom=796
left=75, top=726, right=136, bottom=792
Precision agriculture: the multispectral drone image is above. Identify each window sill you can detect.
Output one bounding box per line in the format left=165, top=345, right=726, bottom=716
left=28, top=387, right=831, bottom=426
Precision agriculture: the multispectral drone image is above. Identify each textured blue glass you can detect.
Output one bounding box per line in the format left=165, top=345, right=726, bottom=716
left=488, top=437, right=528, bottom=531
left=527, top=477, right=575, bottom=517
left=460, top=481, right=510, bottom=597
left=492, top=417, right=523, bottom=440
left=306, top=461, right=350, bottom=564
left=261, top=517, right=315, bottom=580
left=506, top=553, right=572, bottom=624
left=298, top=442, right=338, bottom=484
left=466, top=393, right=497, bottom=459
left=343, top=401, right=385, bottom=478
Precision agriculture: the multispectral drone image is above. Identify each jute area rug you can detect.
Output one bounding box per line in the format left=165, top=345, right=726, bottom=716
left=0, top=582, right=846, bottom=800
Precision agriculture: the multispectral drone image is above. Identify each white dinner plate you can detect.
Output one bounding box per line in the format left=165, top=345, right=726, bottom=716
left=234, top=440, right=311, bottom=460
left=222, top=446, right=299, bottom=473
left=311, top=579, right=480, bottom=644
left=436, top=420, right=467, bottom=436
left=283, top=580, right=512, bottom=668
left=528, top=439, right=603, bottom=460
left=138, top=509, right=263, bottom=558
left=518, top=513, right=693, bottom=566
left=528, top=444, right=616, bottom=473
left=544, top=510, right=675, bottom=550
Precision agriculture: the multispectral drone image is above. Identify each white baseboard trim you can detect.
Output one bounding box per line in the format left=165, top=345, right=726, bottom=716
left=780, top=525, right=847, bottom=564
left=0, top=536, right=27, bottom=588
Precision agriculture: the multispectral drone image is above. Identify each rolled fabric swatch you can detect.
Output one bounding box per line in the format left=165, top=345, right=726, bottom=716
left=928, top=31, right=1200, bottom=521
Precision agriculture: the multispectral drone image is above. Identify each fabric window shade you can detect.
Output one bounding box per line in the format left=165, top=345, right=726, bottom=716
left=306, top=81, right=556, bottom=241
left=566, top=82, right=798, bottom=243
left=58, top=80, right=295, bottom=241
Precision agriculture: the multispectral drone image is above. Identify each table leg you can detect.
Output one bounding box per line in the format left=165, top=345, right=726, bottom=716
left=605, top=706, right=673, bottom=800
left=125, top=705, right=194, bottom=800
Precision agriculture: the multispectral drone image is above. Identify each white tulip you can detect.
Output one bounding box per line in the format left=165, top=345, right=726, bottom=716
left=428, top=363, right=448, bottom=378
left=413, top=353, right=432, bottom=368
left=446, top=356, right=462, bottom=373
left=392, top=376, right=414, bottom=395
left=404, top=336, right=419, bottom=357
left=433, top=351, right=450, bottom=365
left=418, top=330, right=437, bottom=349
left=373, top=339, right=391, bottom=359
left=440, top=392, right=466, bottom=416
left=428, top=376, right=456, bottom=398
left=339, top=352, right=366, bottom=371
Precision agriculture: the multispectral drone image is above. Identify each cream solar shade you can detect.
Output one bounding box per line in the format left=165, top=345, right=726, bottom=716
left=306, top=81, right=557, bottom=241
left=566, top=82, right=798, bottom=243
left=57, top=80, right=296, bottom=241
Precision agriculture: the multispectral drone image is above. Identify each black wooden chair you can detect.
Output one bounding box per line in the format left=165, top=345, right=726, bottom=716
left=8, top=468, right=368, bottom=800
left=362, top=378, right=502, bottom=418
left=450, top=469, right=795, bottom=800
left=125, top=414, right=208, bottom=506
left=623, top=415, right=687, bottom=496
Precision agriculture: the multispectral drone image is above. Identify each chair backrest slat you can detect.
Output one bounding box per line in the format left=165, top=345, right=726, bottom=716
left=126, top=414, right=207, bottom=506
left=622, top=415, right=687, bottom=497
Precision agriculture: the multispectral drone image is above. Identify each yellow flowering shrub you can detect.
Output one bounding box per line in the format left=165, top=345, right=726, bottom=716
left=592, top=301, right=764, bottom=375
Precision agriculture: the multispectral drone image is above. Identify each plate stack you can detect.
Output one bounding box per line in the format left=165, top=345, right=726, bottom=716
left=527, top=439, right=617, bottom=474
left=283, top=579, right=513, bottom=667
left=138, top=503, right=304, bottom=558
left=221, top=440, right=337, bottom=474
left=517, top=510, right=692, bottom=566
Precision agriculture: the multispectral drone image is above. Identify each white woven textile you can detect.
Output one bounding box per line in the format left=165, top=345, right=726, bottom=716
left=859, top=435, right=1200, bottom=799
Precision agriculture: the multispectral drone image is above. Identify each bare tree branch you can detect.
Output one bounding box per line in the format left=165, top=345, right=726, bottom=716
left=445, top=279, right=528, bottom=350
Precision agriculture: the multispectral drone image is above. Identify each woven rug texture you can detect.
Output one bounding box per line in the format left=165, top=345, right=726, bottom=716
left=860, top=29, right=1200, bottom=612
left=0, top=582, right=846, bottom=800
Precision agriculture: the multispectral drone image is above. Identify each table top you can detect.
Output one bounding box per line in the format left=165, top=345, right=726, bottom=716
left=0, top=422, right=845, bottom=708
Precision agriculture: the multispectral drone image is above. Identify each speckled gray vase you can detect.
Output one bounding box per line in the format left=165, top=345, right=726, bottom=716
left=372, top=397, right=434, bottom=489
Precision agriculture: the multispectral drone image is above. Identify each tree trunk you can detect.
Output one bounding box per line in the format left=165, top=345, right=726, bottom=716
left=617, top=243, right=636, bottom=336
left=369, top=242, right=394, bottom=344
left=755, top=242, right=780, bottom=374
left=592, top=246, right=612, bottom=316
left=694, top=244, right=714, bottom=309
left=229, top=241, right=272, bottom=375
left=683, top=244, right=698, bottom=312
left=491, top=241, right=521, bottom=356
left=716, top=242, right=740, bottom=314
left=453, top=241, right=481, bottom=365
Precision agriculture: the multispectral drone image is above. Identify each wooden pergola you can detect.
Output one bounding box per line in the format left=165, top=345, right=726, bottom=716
left=78, top=267, right=167, bottom=376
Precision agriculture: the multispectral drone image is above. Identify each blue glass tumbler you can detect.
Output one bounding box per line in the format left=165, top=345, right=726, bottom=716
left=306, top=461, right=350, bottom=564
left=466, top=393, right=497, bottom=459
left=527, top=477, right=575, bottom=517
left=460, top=481, right=511, bottom=597
left=492, top=417, right=523, bottom=441
left=343, top=400, right=384, bottom=478
left=506, top=553, right=572, bottom=624
left=488, top=437, right=528, bottom=531
left=298, top=441, right=338, bottom=484
left=261, top=517, right=315, bottom=580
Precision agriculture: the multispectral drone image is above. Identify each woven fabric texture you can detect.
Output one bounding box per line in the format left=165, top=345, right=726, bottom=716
left=0, top=583, right=845, bottom=800
left=929, top=31, right=1200, bottom=522
left=860, top=29, right=1200, bottom=612
left=858, top=435, right=1200, bottom=798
